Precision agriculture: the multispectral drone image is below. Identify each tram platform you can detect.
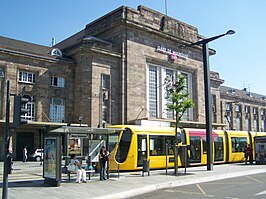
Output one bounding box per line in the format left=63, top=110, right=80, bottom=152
left=0, top=161, right=266, bottom=199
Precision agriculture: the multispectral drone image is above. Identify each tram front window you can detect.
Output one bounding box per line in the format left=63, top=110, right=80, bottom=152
left=108, top=132, right=120, bottom=154
left=115, top=129, right=132, bottom=163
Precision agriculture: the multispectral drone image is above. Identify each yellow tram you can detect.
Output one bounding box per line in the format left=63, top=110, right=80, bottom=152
left=108, top=125, right=266, bottom=171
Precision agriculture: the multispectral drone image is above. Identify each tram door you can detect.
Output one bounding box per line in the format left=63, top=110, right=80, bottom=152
left=189, top=136, right=201, bottom=163
left=137, top=135, right=147, bottom=167
left=214, top=137, right=224, bottom=161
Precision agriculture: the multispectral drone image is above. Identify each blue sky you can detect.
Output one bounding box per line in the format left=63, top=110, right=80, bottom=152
left=1, top=1, right=265, bottom=95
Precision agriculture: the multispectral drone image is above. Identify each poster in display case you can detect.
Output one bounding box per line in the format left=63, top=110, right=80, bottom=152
left=44, top=137, right=57, bottom=179
left=68, top=138, right=82, bottom=156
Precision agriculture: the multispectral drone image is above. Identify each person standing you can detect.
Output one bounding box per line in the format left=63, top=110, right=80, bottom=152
left=244, top=144, right=248, bottom=165
left=247, top=144, right=253, bottom=164
left=99, top=146, right=109, bottom=180
left=22, top=146, right=27, bottom=162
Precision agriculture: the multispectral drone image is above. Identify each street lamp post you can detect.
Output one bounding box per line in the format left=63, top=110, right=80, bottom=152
left=2, top=80, right=10, bottom=199
left=0, top=68, right=4, bottom=116
left=180, top=30, right=235, bottom=171
left=78, top=115, right=83, bottom=126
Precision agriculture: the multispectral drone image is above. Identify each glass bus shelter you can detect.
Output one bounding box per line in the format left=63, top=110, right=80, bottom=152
left=43, top=126, right=123, bottom=186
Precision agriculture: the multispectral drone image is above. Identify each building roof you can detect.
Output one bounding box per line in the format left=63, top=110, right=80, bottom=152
left=54, top=30, right=85, bottom=50
left=0, top=36, right=73, bottom=62
left=221, top=85, right=266, bottom=101
left=0, top=36, right=51, bottom=56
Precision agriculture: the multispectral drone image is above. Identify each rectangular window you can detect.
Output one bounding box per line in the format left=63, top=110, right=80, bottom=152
left=180, top=73, right=189, bottom=121
left=235, top=117, right=241, bottom=131
left=245, top=106, right=250, bottom=131
left=102, top=74, right=110, bottom=123
left=226, top=116, right=231, bottom=130
left=245, top=106, right=250, bottom=113
left=253, top=107, right=258, bottom=131
left=165, top=69, right=174, bottom=119
left=21, top=96, right=35, bottom=121
left=254, top=120, right=258, bottom=132
left=231, top=137, right=247, bottom=153
left=261, top=109, right=265, bottom=132
left=149, top=135, right=174, bottom=156
left=262, top=120, right=265, bottom=132
left=19, top=71, right=36, bottom=84
left=235, top=105, right=241, bottom=112
left=49, top=98, right=65, bottom=122
left=253, top=107, right=258, bottom=115
left=212, top=95, right=217, bottom=123
left=102, top=74, right=110, bottom=89
left=245, top=118, right=250, bottom=131
left=51, top=76, right=65, bottom=88
left=148, top=66, right=158, bottom=118
left=148, top=65, right=193, bottom=120
left=226, top=102, right=231, bottom=111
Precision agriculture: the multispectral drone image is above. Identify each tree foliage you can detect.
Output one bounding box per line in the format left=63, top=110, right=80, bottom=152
left=165, top=73, right=194, bottom=175
left=166, top=74, right=194, bottom=132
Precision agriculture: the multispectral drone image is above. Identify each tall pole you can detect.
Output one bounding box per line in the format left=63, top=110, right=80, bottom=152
left=98, top=74, right=103, bottom=127
left=202, top=43, right=213, bottom=171
left=165, top=0, right=168, bottom=16
left=2, top=80, right=10, bottom=199
left=180, top=30, right=235, bottom=171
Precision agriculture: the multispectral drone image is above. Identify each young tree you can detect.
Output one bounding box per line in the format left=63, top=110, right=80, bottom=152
left=165, top=73, right=194, bottom=175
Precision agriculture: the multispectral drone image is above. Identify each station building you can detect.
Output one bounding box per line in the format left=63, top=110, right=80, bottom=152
left=0, top=5, right=266, bottom=160
left=220, top=85, right=266, bottom=132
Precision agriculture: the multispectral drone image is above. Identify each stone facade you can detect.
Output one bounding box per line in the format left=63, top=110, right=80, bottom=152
left=1, top=5, right=265, bottom=160
left=57, top=5, right=207, bottom=126
left=220, top=86, right=266, bottom=131
left=0, top=37, right=75, bottom=160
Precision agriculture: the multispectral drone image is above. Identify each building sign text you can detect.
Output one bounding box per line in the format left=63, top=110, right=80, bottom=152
left=156, top=45, right=188, bottom=61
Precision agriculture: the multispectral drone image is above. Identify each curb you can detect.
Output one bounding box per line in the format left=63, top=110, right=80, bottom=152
left=97, top=168, right=266, bottom=199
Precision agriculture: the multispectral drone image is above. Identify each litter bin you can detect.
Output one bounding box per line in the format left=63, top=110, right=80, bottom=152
left=179, top=145, right=188, bottom=174
left=142, top=159, right=150, bottom=176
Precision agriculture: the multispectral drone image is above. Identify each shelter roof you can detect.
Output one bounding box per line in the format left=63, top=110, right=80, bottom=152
left=49, top=126, right=124, bottom=135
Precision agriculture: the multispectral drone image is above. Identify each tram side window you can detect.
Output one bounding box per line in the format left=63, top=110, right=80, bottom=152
left=149, top=135, right=175, bottom=156
left=231, top=137, right=247, bottom=153
left=150, top=136, right=164, bottom=156
left=165, top=136, right=174, bottom=155
left=116, top=129, right=132, bottom=163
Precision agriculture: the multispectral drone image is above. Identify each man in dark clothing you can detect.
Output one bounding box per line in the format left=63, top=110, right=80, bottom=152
left=247, top=144, right=253, bottom=164
left=99, top=146, right=109, bottom=180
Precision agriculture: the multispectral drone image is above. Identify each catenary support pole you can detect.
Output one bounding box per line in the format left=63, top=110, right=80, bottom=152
left=2, top=80, right=10, bottom=199
left=202, top=43, right=213, bottom=171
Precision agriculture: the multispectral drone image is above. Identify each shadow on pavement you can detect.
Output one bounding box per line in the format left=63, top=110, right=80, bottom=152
left=160, top=172, right=195, bottom=176
left=0, top=180, right=50, bottom=188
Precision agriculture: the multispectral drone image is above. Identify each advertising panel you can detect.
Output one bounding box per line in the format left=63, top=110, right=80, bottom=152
left=44, top=137, right=57, bottom=179
left=68, top=138, right=82, bottom=156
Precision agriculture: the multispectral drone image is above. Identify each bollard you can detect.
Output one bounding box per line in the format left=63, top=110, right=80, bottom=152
left=142, top=159, right=150, bottom=176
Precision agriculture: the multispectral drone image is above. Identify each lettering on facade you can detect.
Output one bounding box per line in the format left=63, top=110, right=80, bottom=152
left=156, top=45, right=188, bottom=61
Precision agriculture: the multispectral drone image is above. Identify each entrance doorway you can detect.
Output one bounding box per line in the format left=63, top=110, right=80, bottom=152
left=189, top=136, right=201, bottom=163
left=214, top=137, right=224, bottom=161
left=16, top=132, right=34, bottom=161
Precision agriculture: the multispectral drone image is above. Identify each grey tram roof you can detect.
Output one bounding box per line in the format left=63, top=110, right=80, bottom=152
left=49, top=126, right=124, bottom=135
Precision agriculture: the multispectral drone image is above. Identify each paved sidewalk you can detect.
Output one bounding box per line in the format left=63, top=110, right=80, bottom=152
left=1, top=161, right=266, bottom=199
